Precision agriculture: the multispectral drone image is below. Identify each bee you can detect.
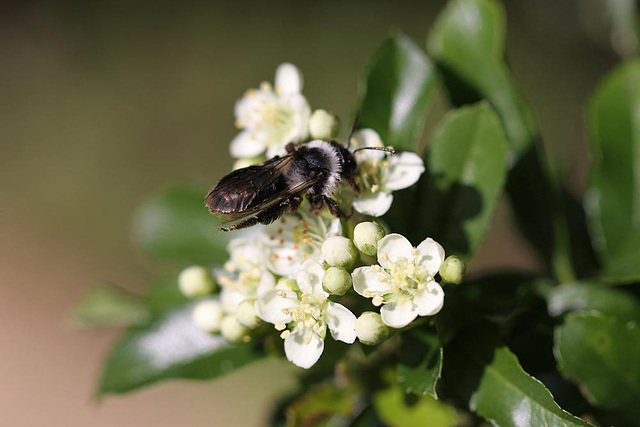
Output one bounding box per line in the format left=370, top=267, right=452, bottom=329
left=205, top=119, right=394, bottom=231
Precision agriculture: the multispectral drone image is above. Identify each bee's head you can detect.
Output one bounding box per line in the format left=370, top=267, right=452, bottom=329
left=330, top=141, right=359, bottom=177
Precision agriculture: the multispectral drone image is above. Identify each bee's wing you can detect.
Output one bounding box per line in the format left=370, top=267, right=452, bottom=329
left=218, top=174, right=325, bottom=225
left=205, top=155, right=294, bottom=214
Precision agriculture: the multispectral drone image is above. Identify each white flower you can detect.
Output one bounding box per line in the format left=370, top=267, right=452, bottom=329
left=256, top=260, right=357, bottom=369
left=264, top=210, right=342, bottom=277
left=355, top=312, right=390, bottom=345
left=192, top=299, right=224, bottom=333
left=309, top=109, right=339, bottom=140
left=231, top=63, right=311, bottom=159
left=353, top=221, right=386, bottom=257
left=351, top=129, right=425, bottom=217
left=352, top=234, right=445, bottom=328
left=321, top=236, right=357, bottom=269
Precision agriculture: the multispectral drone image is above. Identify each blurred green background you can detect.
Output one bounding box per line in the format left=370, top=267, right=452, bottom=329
left=0, top=1, right=622, bottom=425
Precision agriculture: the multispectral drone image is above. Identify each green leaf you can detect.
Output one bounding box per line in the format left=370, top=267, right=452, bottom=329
left=443, top=329, right=593, bottom=427
left=72, top=284, right=148, bottom=328
left=413, top=103, right=508, bottom=260
left=283, top=382, right=363, bottom=427
left=546, top=282, right=640, bottom=322
left=132, top=183, right=230, bottom=265
left=373, top=370, right=464, bottom=427
left=98, top=302, right=264, bottom=395
left=397, top=329, right=442, bottom=398
left=427, top=0, right=537, bottom=157
left=555, top=312, right=640, bottom=421
left=586, top=59, right=640, bottom=282
left=357, top=33, right=438, bottom=151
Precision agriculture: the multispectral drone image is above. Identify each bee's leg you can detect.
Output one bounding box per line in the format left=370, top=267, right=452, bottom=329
left=346, top=176, right=361, bottom=194
left=286, top=195, right=303, bottom=213
left=307, top=194, right=324, bottom=212
left=285, top=143, right=296, bottom=154
left=220, top=204, right=286, bottom=231
left=321, top=196, right=351, bottom=220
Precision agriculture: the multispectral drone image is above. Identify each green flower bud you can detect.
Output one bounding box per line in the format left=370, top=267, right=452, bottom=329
left=439, top=256, right=465, bottom=284
left=235, top=299, right=259, bottom=328
left=322, top=266, right=353, bottom=295
left=191, top=299, right=223, bottom=333
left=353, top=222, right=386, bottom=258
left=220, top=315, right=249, bottom=343
left=355, top=312, right=389, bottom=345
left=178, top=266, right=217, bottom=298
left=322, top=236, right=358, bottom=269
left=309, top=109, right=340, bottom=140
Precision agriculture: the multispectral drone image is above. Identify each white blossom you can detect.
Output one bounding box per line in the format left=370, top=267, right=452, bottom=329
left=231, top=63, right=311, bottom=159
left=352, top=234, right=445, bottom=328
left=256, top=260, right=356, bottom=369
left=178, top=265, right=217, bottom=298
left=351, top=129, right=425, bottom=217
left=192, top=299, right=224, bottom=333
left=263, top=210, right=342, bottom=277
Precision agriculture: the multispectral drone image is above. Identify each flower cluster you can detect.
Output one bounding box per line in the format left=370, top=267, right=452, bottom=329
left=180, top=63, right=463, bottom=369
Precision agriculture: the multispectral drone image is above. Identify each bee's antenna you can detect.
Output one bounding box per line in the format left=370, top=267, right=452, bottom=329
left=346, top=110, right=361, bottom=149
left=353, top=146, right=396, bottom=154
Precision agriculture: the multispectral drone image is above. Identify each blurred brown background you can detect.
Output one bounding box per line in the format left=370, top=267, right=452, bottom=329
left=0, top=0, right=621, bottom=426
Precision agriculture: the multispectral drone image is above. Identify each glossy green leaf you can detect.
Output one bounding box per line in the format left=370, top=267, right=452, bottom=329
left=546, top=282, right=640, bottom=322
left=98, top=302, right=264, bottom=395
left=397, top=329, right=442, bottom=398
left=357, top=33, right=438, bottom=151
left=586, top=59, right=640, bottom=282
left=443, top=329, right=592, bottom=427
left=132, top=184, right=229, bottom=265
left=72, top=284, right=148, bottom=328
left=555, top=312, right=640, bottom=421
left=427, top=0, right=537, bottom=157
left=374, top=370, right=464, bottom=427
left=413, top=103, right=508, bottom=260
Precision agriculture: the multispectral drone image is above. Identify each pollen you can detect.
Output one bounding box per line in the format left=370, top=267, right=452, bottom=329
left=273, top=254, right=279, bottom=259
left=280, top=238, right=285, bottom=244
left=247, top=88, right=258, bottom=97
left=363, top=289, right=372, bottom=298
left=304, top=335, right=312, bottom=345
left=235, top=120, right=244, bottom=129
left=411, top=248, right=419, bottom=256
left=275, top=86, right=283, bottom=94
left=287, top=256, right=293, bottom=261
left=293, top=244, right=299, bottom=250
left=282, top=308, right=291, bottom=315
left=372, top=295, right=384, bottom=307
left=303, top=253, right=308, bottom=259
left=278, top=228, right=283, bottom=235
left=275, top=322, right=286, bottom=331
left=242, top=335, right=251, bottom=343
left=280, top=330, right=291, bottom=339
left=270, top=235, right=276, bottom=241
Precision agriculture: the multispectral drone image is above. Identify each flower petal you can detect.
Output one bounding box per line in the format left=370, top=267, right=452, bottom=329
left=326, top=302, right=357, bottom=344
left=275, top=63, right=303, bottom=95
left=384, top=152, right=425, bottom=190
left=352, top=129, right=386, bottom=161
left=416, top=237, right=445, bottom=277
left=413, top=281, right=445, bottom=316
left=220, top=288, right=246, bottom=313
left=352, top=266, right=392, bottom=296
left=267, top=245, right=299, bottom=277
left=284, top=329, right=324, bottom=369
left=256, top=270, right=276, bottom=297
left=353, top=191, right=394, bottom=217
left=255, top=289, right=297, bottom=325
left=377, top=233, right=414, bottom=270
left=229, top=130, right=266, bottom=158
left=296, top=259, right=327, bottom=297
left=380, top=299, right=419, bottom=328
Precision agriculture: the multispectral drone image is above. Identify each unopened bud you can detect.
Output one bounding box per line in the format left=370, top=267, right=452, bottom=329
left=322, top=236, right=357, bottom=269
left=192, top=299, right=223, bottom=333
left=322, top=266, right=352, bottom=295
left=220, top=315, right=249, bottom=343
left=355, top=312, right=389, bottom=345
left=235, top=299, right=259, bottom=328
left=309, top=109, right=340, bottom=140
left=439, top=256, right=465, bottom=284
left=179, top=266, right=217, bottom=298
left=353, top=222, right=386, bottom=257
